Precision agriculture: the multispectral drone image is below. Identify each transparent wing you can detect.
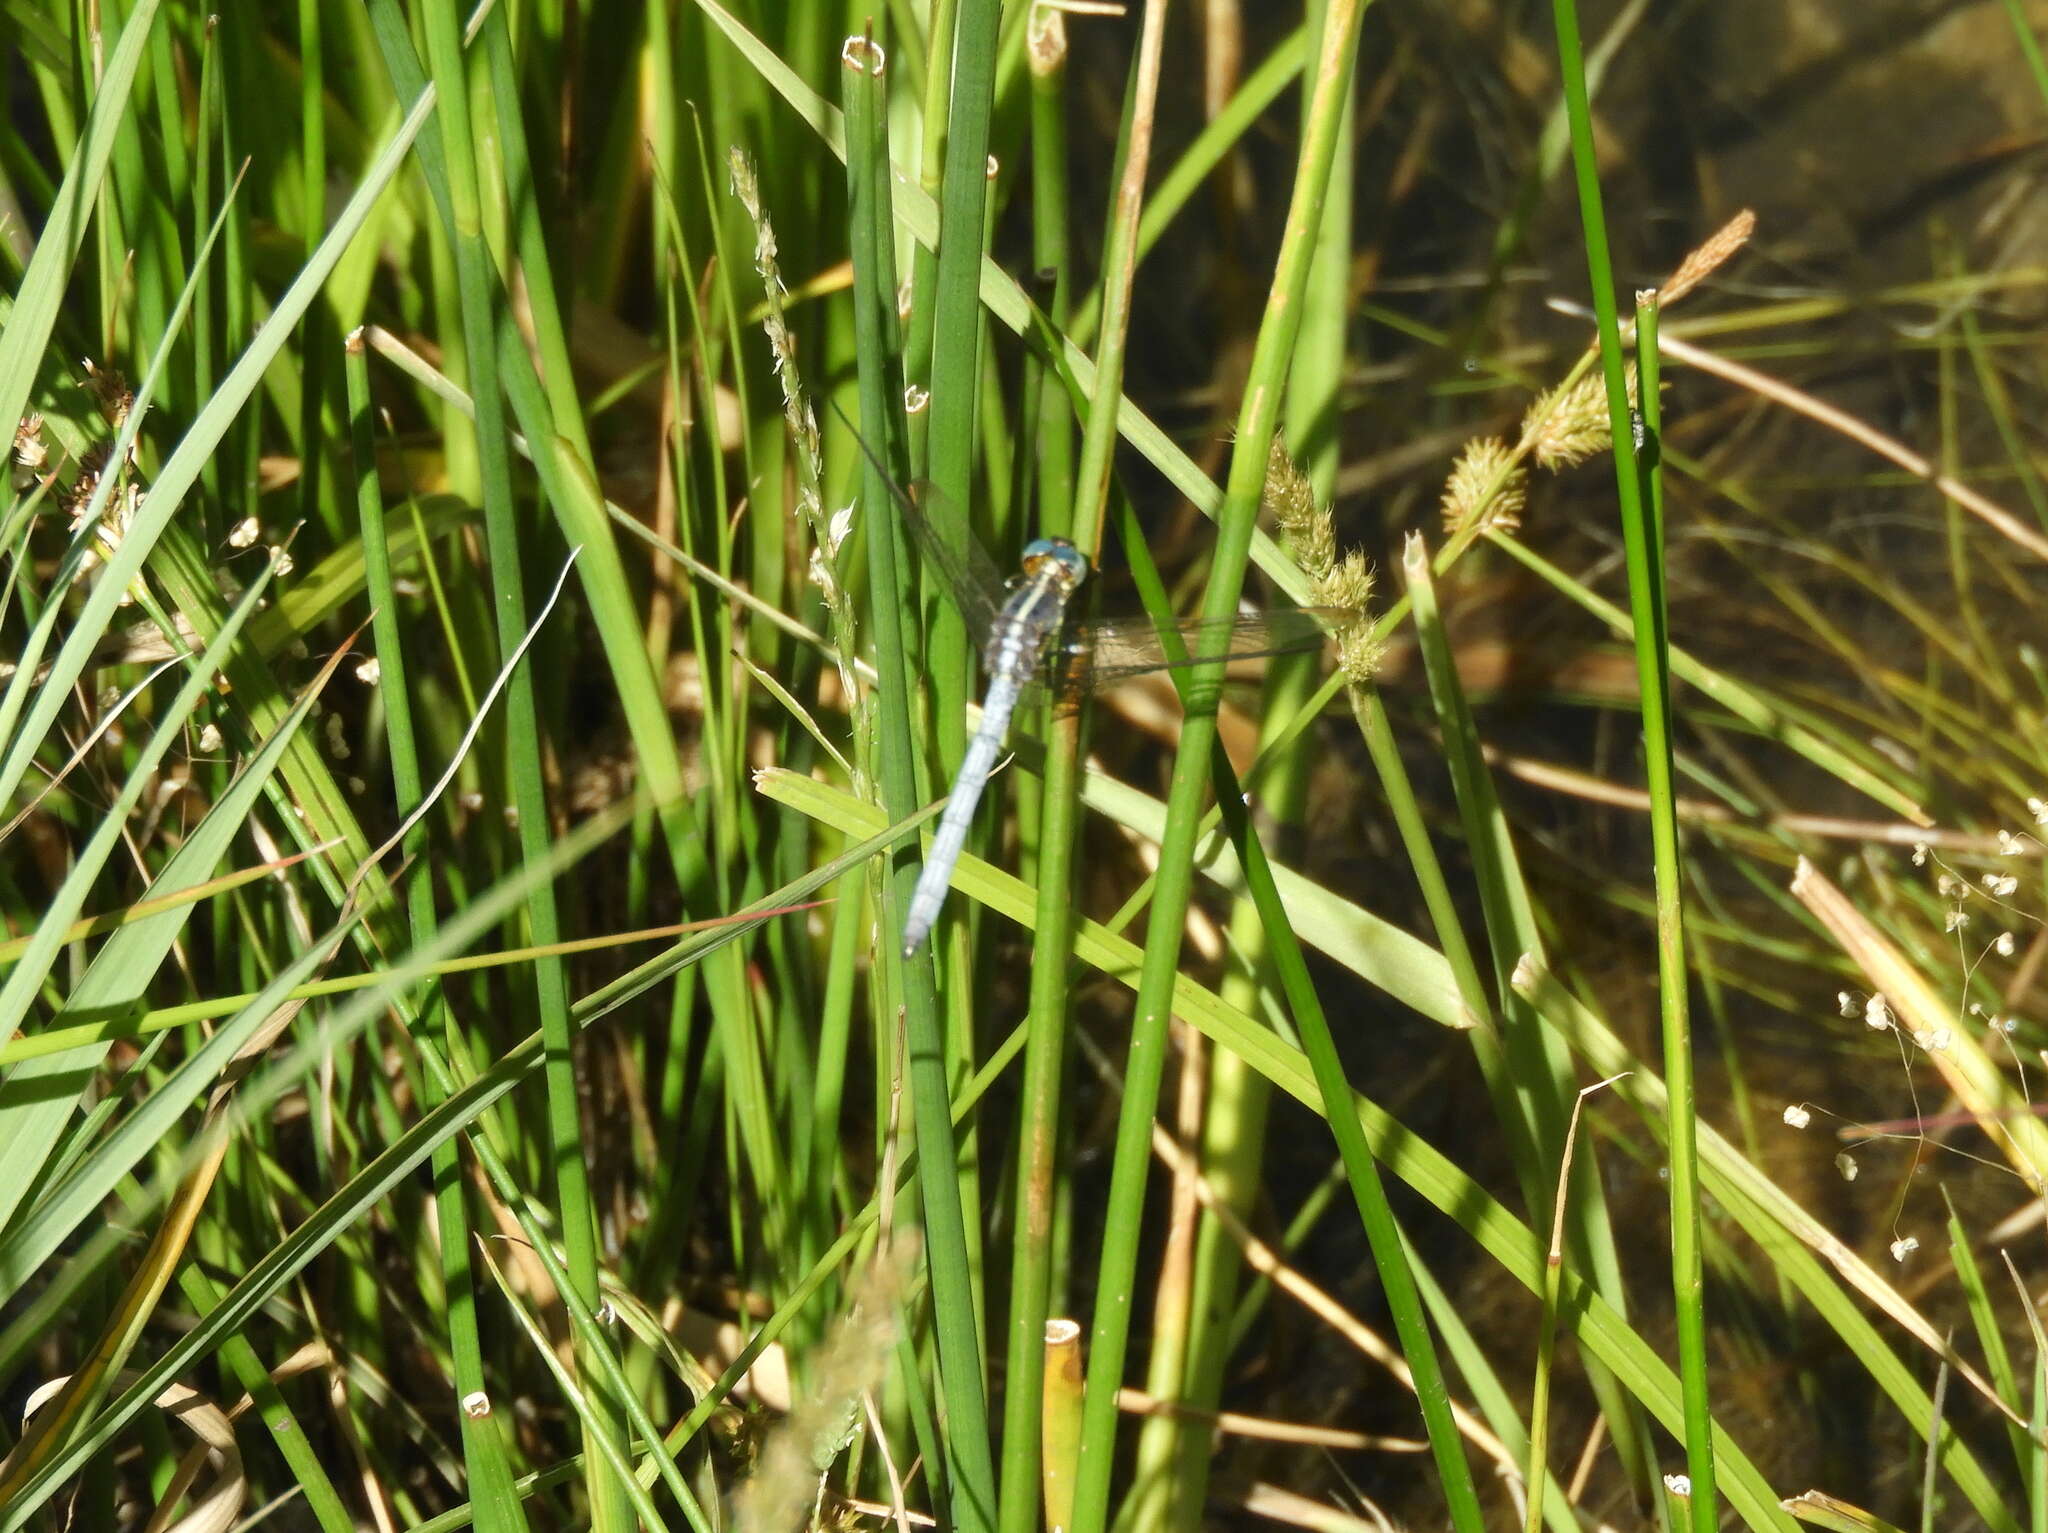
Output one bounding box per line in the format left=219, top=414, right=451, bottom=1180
left=836, top=403, right=1010, bottom=643
left=837, top=405, right=1340, bottom=696
left=1050, top=606, right=1344, bottom=693
left=894, top=478, right=1010, bottom=646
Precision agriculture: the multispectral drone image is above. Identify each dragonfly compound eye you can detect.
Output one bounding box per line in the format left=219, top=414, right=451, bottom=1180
left=1020, top=537, right=1090, bottom=589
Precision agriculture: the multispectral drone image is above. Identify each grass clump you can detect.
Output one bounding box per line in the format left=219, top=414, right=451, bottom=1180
left=6, top=6, right=2048, bottom=1533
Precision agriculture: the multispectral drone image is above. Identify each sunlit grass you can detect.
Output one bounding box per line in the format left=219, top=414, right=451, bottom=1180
left=2, top=4, right=2046, bottom=1533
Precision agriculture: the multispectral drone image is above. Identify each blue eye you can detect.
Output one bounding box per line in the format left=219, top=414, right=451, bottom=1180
left=1020, top=537, right=1089, bottom=584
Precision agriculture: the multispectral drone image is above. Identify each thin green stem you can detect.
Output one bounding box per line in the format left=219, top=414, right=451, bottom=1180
left=415, top=3, right=628, bottom=1527
left=1552, top=0, right=1713, bottom=1517
left=1070, top=7, right=1375, bottom=1531
left=1159, top=20, right=1351, bottom=1522
left=996, top=23, right=1080, bottom=1531
left=346, top=331, right=526, bottom=1533
left=1001, top=1, right=1177, bottom=1528
left=845, top=39, right=999, bottom=1533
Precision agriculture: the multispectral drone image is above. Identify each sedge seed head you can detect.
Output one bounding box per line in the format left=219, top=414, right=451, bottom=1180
left=1265, top=437, right=1331, bottom=576
left=1439, top=436, right=1526, bottom=536
left=1524, top=364, right=1641, bottom=471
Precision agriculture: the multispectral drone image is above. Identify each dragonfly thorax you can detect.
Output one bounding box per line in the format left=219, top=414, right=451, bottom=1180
left=981, top=536, right=1090, bottom=683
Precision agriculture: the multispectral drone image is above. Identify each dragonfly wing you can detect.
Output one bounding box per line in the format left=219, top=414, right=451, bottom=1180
left=897, top=479, right=1008, bottom=644
left=1064, top=607, right=1343, bottom=689
left=837, top=404, right=1009, bottom=643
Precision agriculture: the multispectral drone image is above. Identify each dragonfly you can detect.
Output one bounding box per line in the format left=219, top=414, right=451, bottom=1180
left=895, top=488, right=1341, bottom=957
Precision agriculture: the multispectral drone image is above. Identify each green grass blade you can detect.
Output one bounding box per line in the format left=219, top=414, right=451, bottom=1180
left=1071, top=16, right=1378, bottom=1525
left=843, top=36, right=1000, bottom=1532
left=0, top=76, right=440, bottom=822
left=0, top=551, right=285, bottom=1244
left=0, top=0, right=160, bottom=447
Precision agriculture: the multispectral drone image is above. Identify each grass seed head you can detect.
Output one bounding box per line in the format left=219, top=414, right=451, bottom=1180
left=1524, top=365, right=1639, bottom=472
left=1657, top=208, right=1756, bottom=309
left=1265, top=438, right=1380, bottom=683
left=1439, top=435, right=1526, bottom=536
left=733, top=1237, right=921, bottom=1533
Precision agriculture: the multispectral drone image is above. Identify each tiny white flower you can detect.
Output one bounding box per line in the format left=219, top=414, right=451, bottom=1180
left=462, top=1391, right=492, bottom=1419
left=1782, top=1104, right=1811, bottom=1129
left=1946, top=909, right=1969, bottom=933
left=1836, top=1153, right=1859, bottom=1181
left=197, top=723, right=222, bottom=753
left=1838, top=991, right=1858, bottom=1018
left=502, top=804, right=519, bottom=829
left=227, top=516, right=260, bottom=549
left=1998, top=829, right=2023, bottom=856
left=268, top=545, right=293, bottom=576
left=460, top=790, right=484, bottom=812
left=1865, top=994, right=1893, bottom=1031
left=1985, top=873, right=2019, bottom=897
left=903, top=383, right=929, bottom=414
left=1912, top=843, right=1929, bottom=866
left=1662, top=1474, right=1691, bottom=1498
left=2030, top=795, right=2048, bottom=825
left=1937, top=873, right=1961, bottom=897
left=14, top=414, right=46, bottom=471
left=1889, top=1236, right=1919, bottom=1262
left=807, top=546, right=838, bottom=600
left=1997, top=932, right=2017, bottom=957
left=827, top=500, right=856, bottom=554
left=356, top=656, right=381, bottom=685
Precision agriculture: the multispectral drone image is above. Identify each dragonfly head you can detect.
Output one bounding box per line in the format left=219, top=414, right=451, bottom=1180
left=1020, top=537, right=1089, bottom=592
